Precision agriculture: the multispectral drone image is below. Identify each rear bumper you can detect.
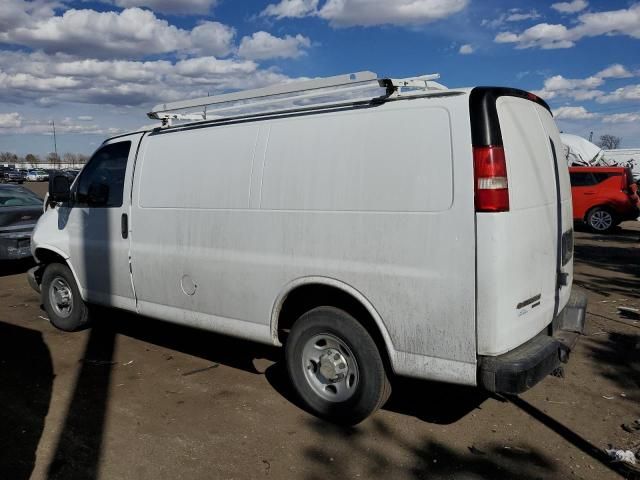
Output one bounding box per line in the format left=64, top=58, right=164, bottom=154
left=478, top=290, right=587, bottom=394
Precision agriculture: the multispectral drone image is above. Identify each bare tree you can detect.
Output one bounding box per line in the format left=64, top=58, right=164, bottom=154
left=0, top=152, right=18, bottom=165
left=76, top=154, right=89, bottom=167
left=47, top=152, right=61, bottom=168
left=597, top=134, right=622, bottom=150
left=25, top=153, right=40, bottom=168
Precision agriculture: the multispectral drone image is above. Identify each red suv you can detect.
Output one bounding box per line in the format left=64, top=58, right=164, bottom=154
left=569, top=166, right=639, bottom=232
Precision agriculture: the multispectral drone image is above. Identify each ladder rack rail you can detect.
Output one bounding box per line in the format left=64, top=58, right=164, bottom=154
left=147, top=71, right=446, bottom=125
left=149, top=71, right=378, bottom=118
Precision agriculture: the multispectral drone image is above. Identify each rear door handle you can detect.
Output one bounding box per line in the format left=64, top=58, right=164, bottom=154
left=121, top=213, right=128, bottom=239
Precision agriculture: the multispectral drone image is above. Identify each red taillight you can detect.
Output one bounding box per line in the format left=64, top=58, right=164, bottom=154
left=473, top=145, right=509, bottom=212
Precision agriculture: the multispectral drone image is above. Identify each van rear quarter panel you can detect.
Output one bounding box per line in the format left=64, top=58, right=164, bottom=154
left=130, top=94, right=477, bottom=384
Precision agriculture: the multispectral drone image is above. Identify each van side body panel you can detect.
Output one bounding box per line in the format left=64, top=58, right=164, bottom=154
left=130, top=95, right=478, bottom=384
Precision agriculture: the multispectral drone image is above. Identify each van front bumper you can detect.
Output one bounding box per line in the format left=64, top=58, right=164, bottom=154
left=478, top=290, right=587, bottom=395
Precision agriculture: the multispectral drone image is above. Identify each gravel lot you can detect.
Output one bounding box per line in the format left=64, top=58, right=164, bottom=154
left=0, top=181, right=638, bottom=480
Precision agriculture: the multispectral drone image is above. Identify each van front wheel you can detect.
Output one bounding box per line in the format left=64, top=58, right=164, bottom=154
left=285, top=306, right=391, bottom=424
left=41, top=263, right=90, bottom=331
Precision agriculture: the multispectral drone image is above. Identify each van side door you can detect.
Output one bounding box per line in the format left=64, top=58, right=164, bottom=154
left=65, top=135, right=141, bottom=309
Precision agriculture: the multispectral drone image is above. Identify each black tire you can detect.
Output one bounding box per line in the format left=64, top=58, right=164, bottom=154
left=586, top=206, right=616, bottom=233
left=41, top=263, right=90, bottom=331
left=285, top=306, right=391, bottom=424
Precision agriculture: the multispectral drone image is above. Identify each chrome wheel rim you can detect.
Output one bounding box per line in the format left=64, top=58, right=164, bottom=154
left=49, top=276, right=73, bottom=318
left=301, top=333, right=359, bottom=403
left=590, top=210, right=613, bottom=231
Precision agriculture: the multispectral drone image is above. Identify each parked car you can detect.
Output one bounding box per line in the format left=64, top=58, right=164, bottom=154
left=0, top=185, right=43, bottom=259
left=569, top=166, right=639, bottom=233
left=26, top=169, right=49, bottom=182
left=29, top=73, right=586, bottom=424
left=1, top=168, right=24, bottom=184
left=61, top=168, right=81, bottom=181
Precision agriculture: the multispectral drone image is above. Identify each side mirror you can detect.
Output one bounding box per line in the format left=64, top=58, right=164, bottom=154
left=87, top=183, right=109, bottom=206
left=49, top=174, right=71, bottom=203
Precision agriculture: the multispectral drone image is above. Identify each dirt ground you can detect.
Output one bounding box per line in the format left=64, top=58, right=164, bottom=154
left=0, top=181, right=638, bottom=480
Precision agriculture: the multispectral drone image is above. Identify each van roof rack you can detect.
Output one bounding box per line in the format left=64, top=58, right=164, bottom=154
left=148, top=71, right=447, bottom=126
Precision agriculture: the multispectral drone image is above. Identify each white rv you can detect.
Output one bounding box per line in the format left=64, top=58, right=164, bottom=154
left=29, top=72, right=586, bottom=423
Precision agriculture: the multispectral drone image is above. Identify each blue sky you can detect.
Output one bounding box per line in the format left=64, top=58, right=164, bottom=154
left=0, top=0, right=638, bottom=157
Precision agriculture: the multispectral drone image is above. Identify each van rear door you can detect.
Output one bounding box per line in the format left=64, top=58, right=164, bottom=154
left=473, top=88, right=573, bottom=356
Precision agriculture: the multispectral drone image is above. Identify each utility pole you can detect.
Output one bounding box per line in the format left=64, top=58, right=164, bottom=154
left=51, top=120, right=58, bottom=157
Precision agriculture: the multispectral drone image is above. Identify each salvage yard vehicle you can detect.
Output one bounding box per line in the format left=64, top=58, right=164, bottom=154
left=569, top=166, right=639, bottom=233
left=1, top=167, right=24, bottom=184
left=0, top=185, right=43, bottom=260
left=28, top=72, right=587, bottom=424
left=26, top=169, right=49, bottom=182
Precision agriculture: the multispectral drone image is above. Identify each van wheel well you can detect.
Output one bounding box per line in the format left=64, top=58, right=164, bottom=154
left=35, top=249, right=67, bottom=267
left=277, top=284, right=391, bottom=372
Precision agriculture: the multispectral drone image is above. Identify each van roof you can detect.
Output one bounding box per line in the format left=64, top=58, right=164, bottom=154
left=105, top=80, right=551, bottom=144
left=104, top=87, right=472, bottom=143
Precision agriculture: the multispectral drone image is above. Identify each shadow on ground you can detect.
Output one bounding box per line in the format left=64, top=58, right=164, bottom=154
left=0, top=258, right=35, bottom=278
left=584, top=331, right=640, bottom=402
left=0, top=321, right=53, bottom=480
left=47, top=322, right=116, bottom=480
left=90, top=311, right=486, bottom=425
left=573, top=232, right=640, bottom=298
left=302, top=416, right=558, bottom=480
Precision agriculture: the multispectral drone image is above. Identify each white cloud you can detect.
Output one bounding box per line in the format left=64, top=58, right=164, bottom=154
left=458, top=44, right=474, bottom=54
left=596, top=84, right=640, bottom=103
left=0, top=71, right=81, bottom=91
left=551, top=0, right=588, bottom=14
left=532, top=64, right=637, bottom=102
left=495, top=23, right=575, bottom=49
left=553, top=106, right=596, bottom=120
left=262, top=0, right=469, bottom=27
left=77, top=116, right=93, bottom=121
left=602, top=113, right=640, bottom=123
left=2, top=116, right=126, bottom=135
left=0, top=112, right=22, bottom=128
left=0, top=0, right=60, bottom=32
left=261, top=0, right=319, bottom=19
left=173, top=57, right=257, bottom=77
left=544, top=74, right=603, bottom=90
left=0, top=50, right=293, bottom=108
left=112, top=0, right=218, bottom=15
left=238, top=31, right=311, bottom=60
left=0, top=7, right=235, bottom=59
left=495, top=4, right=640, bottom=49
left=482, top=10, right=541, bottom=29
left=505, top=10, right=540, bottom=22
left=596, top=64, right=633, bottom=79
left=189, top=21, right=236, bottom=57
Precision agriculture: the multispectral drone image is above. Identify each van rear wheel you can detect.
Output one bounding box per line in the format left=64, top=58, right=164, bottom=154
left=586, top=207, right=616, bottom=233
left=41, top=263, right=90, bottom=331
left=285, top=306, right=391, bottom=424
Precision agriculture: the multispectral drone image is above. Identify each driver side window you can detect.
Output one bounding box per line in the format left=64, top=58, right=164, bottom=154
left=75, top=141, right=131, bottom=208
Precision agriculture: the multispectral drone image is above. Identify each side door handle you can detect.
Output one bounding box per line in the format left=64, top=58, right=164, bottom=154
left=121, top=213, right=128, bottom=239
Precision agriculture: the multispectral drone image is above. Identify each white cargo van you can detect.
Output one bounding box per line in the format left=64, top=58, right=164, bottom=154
left=29, top=72, right=586, bottom=423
